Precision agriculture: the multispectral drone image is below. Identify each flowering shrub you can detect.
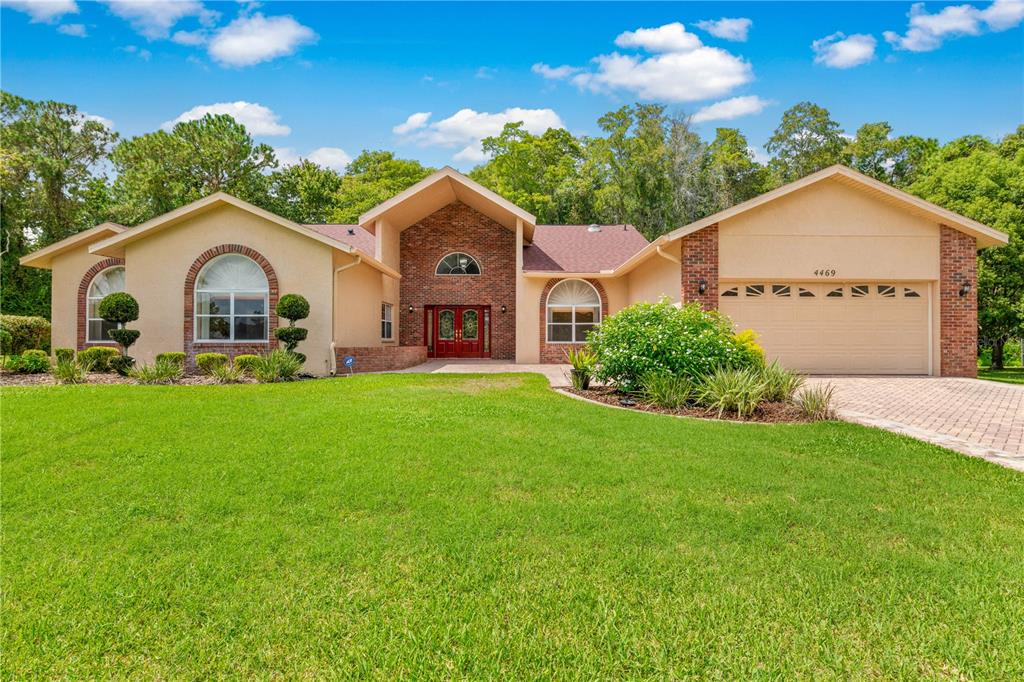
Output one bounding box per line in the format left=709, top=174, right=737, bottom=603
left=587, top=299, right=762, bottom=390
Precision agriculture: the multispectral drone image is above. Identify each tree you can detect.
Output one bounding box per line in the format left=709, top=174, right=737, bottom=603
left=844, top=122, right=938, bottom=187
left=275, top=293, right=310, bottom=363
left=909, top=127, right=1024, bottom=368
left=330, top=151, right=433, bottom=223
left=98, top=291, right=141, bottom=375
left=110, top=114, right=277, bottom=224
left=269, top=160, right=344, bottom=224
left=765, top=102, right=846, bottom=183
left=705, top=127, right=773, bottom=214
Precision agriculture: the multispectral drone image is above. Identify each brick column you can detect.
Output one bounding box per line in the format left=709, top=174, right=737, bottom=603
left=681, top=224, right=719, bottom=309
left=939, top=225, right=978, bottom=378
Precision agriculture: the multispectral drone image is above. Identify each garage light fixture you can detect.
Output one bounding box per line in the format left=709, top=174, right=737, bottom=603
left=408, top=304, right=414, bottom=313
left=501, top=305, right=507, bottom=313
left=698, top=278, right=707, bottom=295
left=959, top=282, right=972, bottom=297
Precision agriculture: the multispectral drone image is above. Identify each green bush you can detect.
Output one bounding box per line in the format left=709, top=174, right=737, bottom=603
left=78, top=346, right=120, bottom=372
left=275, top=326, right=308, bottom=347
left=276, top=293, right=310, bottom=322
left=233, top=354, right=260, bottom=374
left=54, top=348, right=76, bottom=363
left=195, top=352, right=229, bottom=374
left=796, top=384, right=836, bottom=421
left=0, top=315, right=51, bottom=354
left=759, top=360, right=805, bottom=402
left=699, top=367, right=766, bottom=418
left=109, top=355, right=135, bottom=377
left=733, top=329, right=766, bottom=367
left=51, top=357, right=90, bottom=385
left=13, top=349, right=51, bottom=374
left=97, top=292, right=139, bottom=324
left=108, top=328, right=140, bottom=351
left=155, top=352, right=186, bottom=367
left=251, top=350, right=303, bottom=383
left=130, top=358, right=183, bottom=385
left=641, top=372, right=695, bottom=409
left=210, top=363, right=245, bottom=384
left=588, top=300, right=760, bottom=391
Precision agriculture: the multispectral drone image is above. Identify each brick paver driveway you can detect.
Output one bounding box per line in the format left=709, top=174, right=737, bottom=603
left=808, top=377, right=1024, bottom=471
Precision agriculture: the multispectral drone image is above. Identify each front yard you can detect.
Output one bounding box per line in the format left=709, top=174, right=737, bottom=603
left=978, top=367, right=1024, bottom=385
left=3, top=374, right=1023, bottom=678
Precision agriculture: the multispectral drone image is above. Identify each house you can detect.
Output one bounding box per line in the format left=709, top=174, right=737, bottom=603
left=20, top=165, right=1008, bottom=377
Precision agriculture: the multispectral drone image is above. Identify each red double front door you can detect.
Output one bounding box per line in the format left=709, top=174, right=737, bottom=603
left=426, top=305, right=489, bottom=358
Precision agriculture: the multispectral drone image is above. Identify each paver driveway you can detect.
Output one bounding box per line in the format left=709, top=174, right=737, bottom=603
left=808, top=377, right=1024, bottom=471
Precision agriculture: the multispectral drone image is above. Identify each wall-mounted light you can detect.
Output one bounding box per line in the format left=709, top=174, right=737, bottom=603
left=959, top=282, right=972, bottom=297
left=500, top=305, right=507, bottom=313
left=408, top=304, right=414, bottom=313
left=698, top=278, right=707, bottom=295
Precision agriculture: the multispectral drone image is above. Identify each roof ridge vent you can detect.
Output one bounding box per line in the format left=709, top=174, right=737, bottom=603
left=587, top=224, right=602, bottom=233
left=347, top=228, right=355, bottom=235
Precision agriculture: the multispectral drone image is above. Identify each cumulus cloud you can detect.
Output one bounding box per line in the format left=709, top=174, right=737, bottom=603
left=275, top=146, right=351, bottom=171
left=531, top=63, right=584, bottom=80
left=394, top=107, right=565, bottom=162
left=171, top=29, right=207, bottom=46
left=57, top=22, right=87, bottom=37
left=73, top=111, right=114, bottom=130
left=3, top=0, right=78, bottom=22
left=694, top=17, right=752, bottom=42
left=553, top=22, right=753, bottom=103
left=103, top=0, right=219, bottom=40
left=162, top=101, right=291, bottom=135
left=812, top=32, right=877, bottom=68
left=691, top=95, right=773, bottom=123
left=884, top=0, right=1024, bottom=52
left=207, top=12, right=316, bottom=66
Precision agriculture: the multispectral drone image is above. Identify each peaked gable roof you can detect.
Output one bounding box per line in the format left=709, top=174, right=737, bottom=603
left=19, top=222, right=125, bottom=269
left=524, top=224, right=649, bottom=272
left=665, top=164, right=1009, bottom=248
left=358, top=166, right=537, bottom=240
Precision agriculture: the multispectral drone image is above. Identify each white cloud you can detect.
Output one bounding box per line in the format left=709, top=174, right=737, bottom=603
left=812, top=32, right=877, bottom=68
left=122, top=44, right=152, bottom=60
left=392, top=112, right=431, bottom=135
left=171, top=29, right=207, bottom=46
left=3, top=0, right=78, bottom=23
left=885, top=0, right=1024, bottom=52
left=531, top=63, right=584, bottom=80
left=162, top=101, right=291, bottom=135
left=560, top=22, right=753, bottom=103
left=694, top=17, right=752, bottom=42
left=103, top=0, right=218, bottom=40
left=475, top=66, right=497, bottom=79
left=57, top=22, right=87, bottom=37
left=691, top=95, right=773, bottom=123
left=275, top=146, right=351, bottom=171
left=395, top=107, right=565, bottom=162
left=207, top=12, right=317, bottom=67
left=80, top=112, right=114, bottom=129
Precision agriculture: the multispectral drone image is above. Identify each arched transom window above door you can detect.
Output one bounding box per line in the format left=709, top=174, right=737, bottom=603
left=546, top=279, right=601, bottom=343
left=435, top=252, right=481, bottom=275
left=194, top=254, right=269, bottom=342
left=87, top=265, right=125, bottom=342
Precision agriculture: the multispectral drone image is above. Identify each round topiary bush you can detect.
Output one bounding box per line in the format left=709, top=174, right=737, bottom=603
left=97, top=292, right=139, bottom=324
left=276, top=294, right=310, bottom=322
left=232, top=354, right=260, bottom=374
left=195, top=352, right=229, bottom=375
left=79, top=346, right=121, bottom=372
left=587, top=299, right=762, bottom=391
left=155, top=352, right=186, bottom=367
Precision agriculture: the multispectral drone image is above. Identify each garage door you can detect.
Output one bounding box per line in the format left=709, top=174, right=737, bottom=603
left=718, top=282, right=931, bottom=375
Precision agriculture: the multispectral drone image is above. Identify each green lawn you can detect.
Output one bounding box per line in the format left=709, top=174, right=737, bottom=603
left=4, top=374, right=1023, bottom=678
left=978, top=366, right=1024, bottom=385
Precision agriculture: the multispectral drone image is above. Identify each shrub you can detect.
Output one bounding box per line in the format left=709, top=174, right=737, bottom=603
left=0, top=315, right=51, bottom=354
left=130, top=358, right=183, bottom=385
left=155, top=352, right=186, bottom=367
left=209, top=363, right=245, bottom=384
left=588, top=300, right=760, bottom=391
left=98, top=292, right=140, bottom=356
left=641, top=372, right=695, bottom=409
left=51, top=357, right=90, bottom=385
left=54, top=347, right=75, bottom=363
left=251, top=349, right=302, bottom=383
left=195, top=352, right=229, bottom=374
left=79, top=346, right=120, bottom=372
left=109, top=355, right=135, bottom=377
left=108, top=328, right=141, bottom=351
left=275, top=293, right=310, bottom=363
left=733, top=329, right=766, bottom=367
left=699, top=367, right=766, bottom=418
left=796, top=384, right=837, bottom=421
left=4, top=350, right=50, bottom=374
left=565, top=346, right=597, bottom=390
left=759, top=360, right=806, bottom=402
left=233, top=354, right=260, bottom=374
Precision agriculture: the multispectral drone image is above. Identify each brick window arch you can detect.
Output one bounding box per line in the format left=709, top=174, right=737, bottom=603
left=78, top=257, right=125, bottom=350
left=183, top=245, right=279, bottom=364
left=538, top=278, right=608, bottom=363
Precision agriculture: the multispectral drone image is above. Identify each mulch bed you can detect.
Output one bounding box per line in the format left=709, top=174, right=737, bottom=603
left=563, top=386, right=813, bottom=423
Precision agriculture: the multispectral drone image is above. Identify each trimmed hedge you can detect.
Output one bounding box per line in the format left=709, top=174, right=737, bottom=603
left=78, top=346, right=121, bottom=372
left=97, top=293, right=139, bottom=324
left=0, top=315, right=51, bottom=355
left=195, top=352, right=229, bottom=375
left=54, top=348, right=76, bottom=363
left=5, top=349, right=51, bottom=374
left=156, top=352, right=186, bottom=367
left=233, top=354, right=260, bottom=374
left=276, top=294, right=310, bottom=322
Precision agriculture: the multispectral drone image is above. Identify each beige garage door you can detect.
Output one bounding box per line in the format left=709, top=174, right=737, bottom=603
left=719, top=282, right=931, bottom=375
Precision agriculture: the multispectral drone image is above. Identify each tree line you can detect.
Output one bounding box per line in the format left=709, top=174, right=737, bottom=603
left=1, top=91, right=1021, bottom=366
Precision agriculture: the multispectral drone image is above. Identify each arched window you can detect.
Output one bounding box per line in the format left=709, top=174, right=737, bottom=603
left=194, top=254, right=269, bottom=341
left=546, top=279, right=601, bottom=343
left=87, top=266, right=125, bottom=342
left=435, top=252, right=481, bottom=275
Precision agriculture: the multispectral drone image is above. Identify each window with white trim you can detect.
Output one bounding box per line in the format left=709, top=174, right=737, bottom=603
left=87, top=266, right=125, bottom=342
left=546, top=279, right=601, bottom=343
left=194, top=254, right=269, bottom=342
left=435, top=252, right=481, bottom=275
left=381, top=303, right=393, bottom=340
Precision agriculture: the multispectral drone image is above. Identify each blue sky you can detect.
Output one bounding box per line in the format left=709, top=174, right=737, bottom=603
left=2, top=1, right=1022, bottom=171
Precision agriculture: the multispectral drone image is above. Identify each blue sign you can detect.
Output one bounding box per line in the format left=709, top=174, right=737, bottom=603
left=343, top=355, right=355, bottom=368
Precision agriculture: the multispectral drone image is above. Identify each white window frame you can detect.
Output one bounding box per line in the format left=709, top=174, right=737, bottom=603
left=381, top=302, right=394, bottom=341
left=545, top=278, right=602, bottom=344
left=86, top=265, right=125, bottom=344
left=193, top=254, right=270, bottom=343
left=435, top=252, right=482, bottom=276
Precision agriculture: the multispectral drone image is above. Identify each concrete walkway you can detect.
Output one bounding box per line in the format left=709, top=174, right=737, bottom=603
left=807, top=376, right=1024, bottom=471
left=395, top=359, right=571, bottom=387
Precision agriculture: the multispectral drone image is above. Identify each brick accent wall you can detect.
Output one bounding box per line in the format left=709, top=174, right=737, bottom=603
left=680, top=224, right=719, bottom=309
left=399, top=202, right=516, bottom=359
left=77, top=257, right=125, bottom=351
left=183, top=245, right=279, bottom=370
left=334, top=345, right=427, bottom=373
left=538, top=278, right=609, bottom=364
left=940, top=225, right=978, bottom=378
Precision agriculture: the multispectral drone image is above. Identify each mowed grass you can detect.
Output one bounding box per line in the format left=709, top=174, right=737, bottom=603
left=978, top=366, right=1024, bottom=385
left=3, top=374, right=1023, bottom=679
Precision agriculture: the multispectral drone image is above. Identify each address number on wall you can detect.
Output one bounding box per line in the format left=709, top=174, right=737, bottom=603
left=814, top=269, right=837, bottom=277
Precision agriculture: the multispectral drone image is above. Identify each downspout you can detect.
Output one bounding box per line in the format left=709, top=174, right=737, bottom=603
left=330, top=255, right=362, bottom=375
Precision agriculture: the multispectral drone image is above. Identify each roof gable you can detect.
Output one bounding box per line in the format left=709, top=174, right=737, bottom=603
left=524, top=224, right=649, bottom=272
left=19, top=222, right=125, bottom=269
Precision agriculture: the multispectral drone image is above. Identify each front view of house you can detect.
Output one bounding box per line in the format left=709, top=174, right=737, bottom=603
left=21, top=165, right=1008, bottom=378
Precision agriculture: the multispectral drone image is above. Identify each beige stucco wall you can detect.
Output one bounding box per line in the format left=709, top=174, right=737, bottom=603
left=123, top=204, right=335, bottom=374
left=626, top=241, right=681, bottom=305
left=49, top=247, right=115, bottom=351
left=333, top=251, right=398, bottom=348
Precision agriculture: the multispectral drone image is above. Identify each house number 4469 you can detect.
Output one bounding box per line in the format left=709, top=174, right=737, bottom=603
left=814, top=268, right=837, bottom=277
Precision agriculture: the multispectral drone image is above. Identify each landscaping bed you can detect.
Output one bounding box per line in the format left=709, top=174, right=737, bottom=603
left=564, top=385, right=814, bottom=422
